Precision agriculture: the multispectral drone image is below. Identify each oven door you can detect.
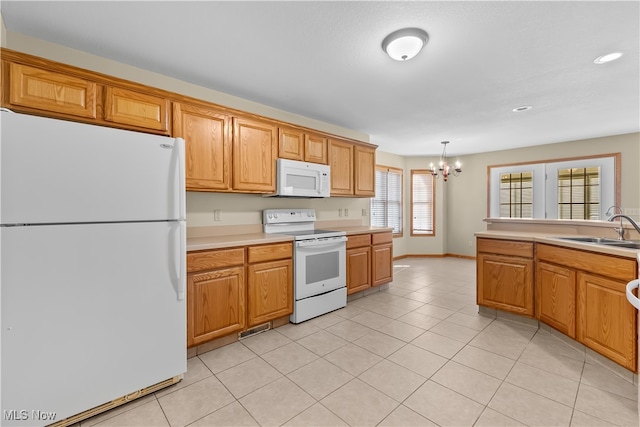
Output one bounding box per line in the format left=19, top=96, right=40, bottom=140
left=294, top=237, right=346, bottom=300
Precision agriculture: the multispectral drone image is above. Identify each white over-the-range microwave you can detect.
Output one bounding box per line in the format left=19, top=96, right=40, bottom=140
left=267, top=158, right=331, bottom=198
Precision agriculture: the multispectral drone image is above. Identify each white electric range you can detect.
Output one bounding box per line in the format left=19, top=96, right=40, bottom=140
left=263, top=209, right=347, bottom=323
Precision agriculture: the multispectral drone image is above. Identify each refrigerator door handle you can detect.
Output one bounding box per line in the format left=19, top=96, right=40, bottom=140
left=178, top=221, right=186, bottom=301
left=175, top=138, right=186, bottom=221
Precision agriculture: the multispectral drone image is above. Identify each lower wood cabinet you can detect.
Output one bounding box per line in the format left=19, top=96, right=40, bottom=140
left=188, top=266, right=245, bottom=347
left=533, top=242, right=636, bottom=372
left=536, top=261, right=576, bottom=338
left=476, top=238, right=534, bottom=317
left=187, top=242, right=293, bottom=348
left=372, top=232, right=393, bottom=286
left=346, top=231, right=393, bottom=294
left=247, top=243, right=293, bottom=327
left=347, top=234, right=371, bottom=295
left=186, top=247, right=246, bottom=347
left=577, top=272, right=636, bottom=370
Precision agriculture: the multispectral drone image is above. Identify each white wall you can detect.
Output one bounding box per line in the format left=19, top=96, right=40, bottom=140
left=4, top=25, right=638, bottom=258
left=445, top=133, right=640, bottom=257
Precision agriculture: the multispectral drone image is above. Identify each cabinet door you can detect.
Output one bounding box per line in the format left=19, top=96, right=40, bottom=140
left=372, top=243, right=393, bottom=286
left=173, top=102, right=231, bottom=191
left=577, top=272, right=637, bottom=371
left=304, top=132, right=328, bottom=164
left=233, top=117, right=277, bottom=192
left=278, top=127, right=304, bottom=161
left=347, top=246, right=371, bottom=294
left=328, top=139, right=354, bottom=195
left=536, top=261, right=576, bottom=338
left=247, top=259, right=293, bottom=326
left=8, top=63, right=97, bottom=118
left=187, top=266, right=245, bottom=347
left=104, top=86, right=169, bottom=133
left=354, top=145, right=376, bottom=196
left=477, top=253, right=534, bottom=316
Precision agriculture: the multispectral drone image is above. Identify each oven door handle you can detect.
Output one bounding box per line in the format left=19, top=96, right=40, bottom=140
left=295, top=236, right=347, bottom=248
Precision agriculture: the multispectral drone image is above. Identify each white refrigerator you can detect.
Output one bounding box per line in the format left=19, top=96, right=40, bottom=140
left=0, top=110, right=186, bottom=426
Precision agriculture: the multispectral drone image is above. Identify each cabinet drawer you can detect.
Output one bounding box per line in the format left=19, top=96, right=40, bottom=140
left=347, top=234, right=371, bottom=249
left=9, top=63, right=97, bottom=118
left=477, top=238, right=533, bottom=258
left=372, top=232, right=393, bottom=245
left=537, top=243, right=637, bottom=282
left=187, top=248, right=245, bottom=272
left=104, top=87, right=169, bottom=132
left=248, top=242, right=293, bottom=263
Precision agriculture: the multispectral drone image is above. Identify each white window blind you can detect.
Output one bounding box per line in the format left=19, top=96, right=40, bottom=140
left=411, top=170, right=434, bottom=235
left=370, top=166, right=402, bottom=235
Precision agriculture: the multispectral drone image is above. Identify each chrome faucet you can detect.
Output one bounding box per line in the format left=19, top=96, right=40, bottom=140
left=607, top=214, right=640, bottom=240
left=606, top=205, right=624, bottom=239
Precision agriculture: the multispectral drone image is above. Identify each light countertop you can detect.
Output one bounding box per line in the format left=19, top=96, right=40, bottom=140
left=475, top=230, right=640, bottom=259
left=187, top=226, right=393, bottom=252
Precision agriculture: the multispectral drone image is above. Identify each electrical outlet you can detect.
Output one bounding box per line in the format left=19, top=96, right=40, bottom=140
left=213, top=210, right=221, bottom=221
left=467, top=240, right=473, bottom=247
left=362, top=209, right=367, bottom=216
left=344, top=208, right=349, bottom=217
left=338, top=208, right=343, bottom=217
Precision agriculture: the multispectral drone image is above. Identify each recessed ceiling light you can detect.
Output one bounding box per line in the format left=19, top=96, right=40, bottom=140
left=593, top=52, right=623, bottom=64
left=512, top=105, right=533, bottom=112
left=382, top=28, right=429, bottom=61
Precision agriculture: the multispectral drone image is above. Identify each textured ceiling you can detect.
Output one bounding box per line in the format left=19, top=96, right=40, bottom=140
left=1, top=1, right=639, bottom=156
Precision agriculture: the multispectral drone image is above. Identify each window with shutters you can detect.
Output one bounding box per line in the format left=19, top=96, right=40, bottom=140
left=370, top=165, right=403, bottom=236
left=411, top=170, right=435, bottom=236
left=488, top=154, right=618, bottom=219
left=500, top=171, right=534, bottom=218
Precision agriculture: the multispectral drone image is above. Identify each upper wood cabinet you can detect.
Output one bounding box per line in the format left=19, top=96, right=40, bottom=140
left=7, top=62, right=98, bottom=119
left=328, top=138, right=376, bottom=197
left=278, top=126, right=305, bottom=161
left=304, top=132, right=328, bottom=164
left=233, top=116, right=278, bottom=193
left=1, top=49, right=378, bottom=194
left=328, top=139, right=354, bottom=196
left=278, top=127, right=328, bottom=165
left=354, top=145, right=376, bottom=196
left=173, top=102, right=231, bottom=191
left=104, top=86, right=169, bottom=132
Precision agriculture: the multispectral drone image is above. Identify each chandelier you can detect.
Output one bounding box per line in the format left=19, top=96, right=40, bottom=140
left=430, top=141, right=462, bottom=181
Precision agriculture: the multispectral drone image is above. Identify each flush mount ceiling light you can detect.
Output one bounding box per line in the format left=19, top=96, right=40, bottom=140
left=382, top=28, right=429, bottom=61
left=593, top=52, right=623, bottom=64
left=512, top=105, right=533, bottom=112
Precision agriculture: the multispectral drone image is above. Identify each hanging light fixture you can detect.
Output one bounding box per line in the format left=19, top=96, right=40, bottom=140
left=430, top=141, right=462, bottom=181
left=382, top=28, right=429, bottom=61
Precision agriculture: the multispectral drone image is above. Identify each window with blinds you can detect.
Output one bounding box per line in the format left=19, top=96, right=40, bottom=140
left=557, top=166, right=601, bottom=220
left=500, top=171, right=533, bottom=218
left=411, top=170, right=435, bottom=235
left=370, top=166, right=403, bottom=236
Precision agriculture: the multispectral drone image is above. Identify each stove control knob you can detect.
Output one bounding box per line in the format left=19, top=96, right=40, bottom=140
left=274, top=213, right=278, bottom=219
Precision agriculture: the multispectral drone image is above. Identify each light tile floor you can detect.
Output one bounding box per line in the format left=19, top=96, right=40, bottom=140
left=82, top=257, right=639, bottom=426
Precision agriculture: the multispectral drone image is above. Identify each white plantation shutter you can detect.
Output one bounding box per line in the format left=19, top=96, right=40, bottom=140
left=411, top=170, right=434, bottom=235
left=370, top=166, right=402, bottom=235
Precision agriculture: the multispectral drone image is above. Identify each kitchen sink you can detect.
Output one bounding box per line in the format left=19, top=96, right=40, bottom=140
left=604, top=241, right=640, bottom=249
left=557, top=236, right=640, bottom=249
left=557, top=237, right=621, bottom=244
